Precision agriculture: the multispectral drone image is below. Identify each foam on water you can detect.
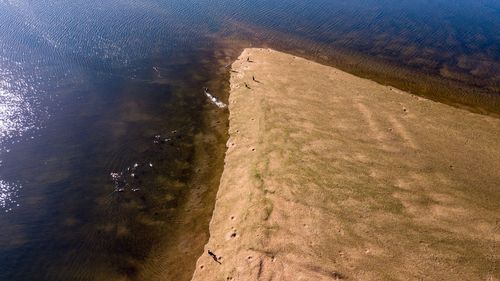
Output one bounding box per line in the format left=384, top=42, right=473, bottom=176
left=204, top=88, right=227, bottom=108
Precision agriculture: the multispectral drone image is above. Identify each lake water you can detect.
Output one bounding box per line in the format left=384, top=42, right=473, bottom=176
left=0, top=0, right=499, bottom=280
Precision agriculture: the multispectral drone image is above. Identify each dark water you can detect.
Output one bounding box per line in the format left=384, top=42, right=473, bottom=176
left=0, top=0, right=498, bottom=280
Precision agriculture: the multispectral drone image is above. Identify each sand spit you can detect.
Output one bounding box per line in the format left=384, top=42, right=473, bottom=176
left=191, top=48, right=500, bottom=280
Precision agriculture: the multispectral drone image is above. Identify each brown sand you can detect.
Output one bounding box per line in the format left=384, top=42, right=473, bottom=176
left=190, top=48, right=500, bottom=280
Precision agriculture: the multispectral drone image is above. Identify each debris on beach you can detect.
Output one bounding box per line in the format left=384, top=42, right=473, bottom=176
left=203, top=87, right=227, bottom=108
left=208, top=250, right=222, bottom=264
left=252, top=75, right=261, bottom=83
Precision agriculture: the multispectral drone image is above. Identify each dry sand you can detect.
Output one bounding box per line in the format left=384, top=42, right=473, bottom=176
left=191, top=48, right=500, bottom=280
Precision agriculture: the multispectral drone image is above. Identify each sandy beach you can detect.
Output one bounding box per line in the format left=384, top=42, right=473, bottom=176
left=191, top=48, right=500, bottom=280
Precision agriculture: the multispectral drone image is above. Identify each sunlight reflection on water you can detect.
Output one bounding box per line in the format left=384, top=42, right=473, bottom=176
left=0, top=60, right=39, bottom=212
left=0, top=67, right=38, bottom=147
left=0, top=180, right=19, bottom=212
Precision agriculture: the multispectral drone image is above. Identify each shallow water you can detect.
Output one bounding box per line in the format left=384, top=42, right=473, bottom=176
left=0, top=0, right=498, bottom=280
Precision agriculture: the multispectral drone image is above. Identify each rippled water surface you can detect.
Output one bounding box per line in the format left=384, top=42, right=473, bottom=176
left=0, top=0, right=498, bottom=280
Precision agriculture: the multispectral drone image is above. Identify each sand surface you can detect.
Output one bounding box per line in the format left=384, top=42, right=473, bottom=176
left=191, top=48, right=500, bottom=280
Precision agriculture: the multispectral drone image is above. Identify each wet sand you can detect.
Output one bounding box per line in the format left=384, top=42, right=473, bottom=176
left=191, top=48, right=500, bottom=280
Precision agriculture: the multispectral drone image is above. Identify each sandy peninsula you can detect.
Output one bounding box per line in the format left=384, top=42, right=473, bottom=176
left=191, top=48, right=500, bottom=280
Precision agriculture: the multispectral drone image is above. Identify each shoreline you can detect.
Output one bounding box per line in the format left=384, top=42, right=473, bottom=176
left=212, top=24, right=500, bottom=117
left=190, top=48, right=500, bottom=280
left=131, top=46, right=237, bottom=281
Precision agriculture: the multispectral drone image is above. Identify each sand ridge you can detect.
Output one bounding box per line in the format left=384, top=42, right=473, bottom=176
left=190, top=48, right=500, bottom=281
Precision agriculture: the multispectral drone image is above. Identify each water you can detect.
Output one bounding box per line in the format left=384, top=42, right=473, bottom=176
left=0, top=0, right=498, bottom=280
